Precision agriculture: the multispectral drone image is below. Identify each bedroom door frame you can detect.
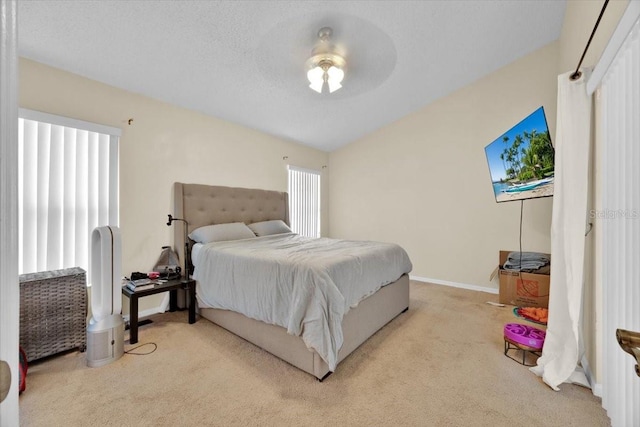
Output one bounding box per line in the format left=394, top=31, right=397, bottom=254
left=0, top=0, right=20, bottom=423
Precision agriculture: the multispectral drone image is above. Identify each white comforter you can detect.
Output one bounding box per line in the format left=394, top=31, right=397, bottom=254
left=192, top=233, right=412, bottom=370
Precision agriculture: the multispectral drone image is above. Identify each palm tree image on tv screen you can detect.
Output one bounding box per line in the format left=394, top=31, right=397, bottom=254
left=484, top=106, right=555, bottom=203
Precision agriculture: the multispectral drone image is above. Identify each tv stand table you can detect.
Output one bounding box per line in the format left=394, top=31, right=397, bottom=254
left=122, top=278, right=196, bottom=344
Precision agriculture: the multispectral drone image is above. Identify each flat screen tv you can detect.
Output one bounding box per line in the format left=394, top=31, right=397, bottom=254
left=484, top=106, right=555, bottom=203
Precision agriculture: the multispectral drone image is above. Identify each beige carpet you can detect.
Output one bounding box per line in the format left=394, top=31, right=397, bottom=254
left=20, top=282, right=610, bottom=426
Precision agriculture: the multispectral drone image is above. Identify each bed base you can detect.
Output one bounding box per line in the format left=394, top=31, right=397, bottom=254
left=199, top=274, right=410, bottom=380
left=172, top=182, right=411, bottom=380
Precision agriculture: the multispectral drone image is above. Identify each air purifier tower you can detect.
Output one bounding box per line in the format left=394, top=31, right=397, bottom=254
left=87, top=226, right=124, bottom=367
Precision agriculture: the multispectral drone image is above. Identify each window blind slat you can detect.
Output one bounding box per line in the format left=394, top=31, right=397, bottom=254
left=109, top=135, right=119, bottom=225
left=75, top=129, right=89, bottom=274
left=287, top=166, right=320, bottom=238
left=36, top=122, right=51, bottom=271
left=87, top=132, right=99, bottom=240
left=63, top=127, right=77, bottom=268
left=98, top=133, right=109, bottom=226
left=46, top=124, right=64, bottom=270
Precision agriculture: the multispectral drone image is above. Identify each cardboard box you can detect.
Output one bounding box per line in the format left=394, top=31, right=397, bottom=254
left=498, top=250, right=550, bottom=308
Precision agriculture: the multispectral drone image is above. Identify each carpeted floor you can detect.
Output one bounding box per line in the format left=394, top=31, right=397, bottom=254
left=19, top=281, right=611, bottom=426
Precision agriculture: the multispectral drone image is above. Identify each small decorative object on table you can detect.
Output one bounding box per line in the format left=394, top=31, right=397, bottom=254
left=125, top=278, right=156, bottom=292
left=152, top=246, right=181, bottom=280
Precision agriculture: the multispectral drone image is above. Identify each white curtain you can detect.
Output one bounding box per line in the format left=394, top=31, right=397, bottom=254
left=530, top=69, right=592, bottom=390
left=598, top=12, right=640, bottom=427
left=18, top=109, right=120, bottom=276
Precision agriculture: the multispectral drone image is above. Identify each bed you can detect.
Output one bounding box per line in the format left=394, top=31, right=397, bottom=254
left=172, top=182, right=411, bottom=380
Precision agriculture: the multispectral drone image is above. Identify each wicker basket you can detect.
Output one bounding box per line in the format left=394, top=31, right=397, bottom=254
left=19, top=267, right=88, bottom=361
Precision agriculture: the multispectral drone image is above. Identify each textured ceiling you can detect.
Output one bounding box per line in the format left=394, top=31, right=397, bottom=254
left=18, top=1, right=566, bottom=152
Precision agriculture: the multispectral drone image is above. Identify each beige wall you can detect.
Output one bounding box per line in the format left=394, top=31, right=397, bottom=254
left=329, top=42, right=559, bottom=289
left=328, top=0, right=628, bottom=387
left=19, top=58, right=329, bottom=316
left=558, top=0, right=629, bottom=385
left=559, top=0, right=629, bottom=75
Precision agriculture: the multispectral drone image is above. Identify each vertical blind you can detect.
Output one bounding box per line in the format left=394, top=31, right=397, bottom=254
left=288, top=165, right=321, bottom=238
left=600, top=14, right=640, bottom=427
left=18, top=109, right=120, bottom=276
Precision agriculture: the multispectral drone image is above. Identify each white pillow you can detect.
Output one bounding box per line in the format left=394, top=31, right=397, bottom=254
left=188, top=222, right=256, bottom=244
left=247, top=220, right=292, bottom=237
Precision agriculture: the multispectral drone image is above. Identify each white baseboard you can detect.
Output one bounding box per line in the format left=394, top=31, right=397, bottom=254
left=592, top=383, right=603, bottom=397
left=581, top=354, right=603, bottom=397
left=123, top=306, right=162, bottom=322
left=410, top=275, right=499, bottom=294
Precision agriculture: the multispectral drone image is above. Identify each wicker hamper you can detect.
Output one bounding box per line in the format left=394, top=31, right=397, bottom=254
left=19, top=267, right=87, bottom=361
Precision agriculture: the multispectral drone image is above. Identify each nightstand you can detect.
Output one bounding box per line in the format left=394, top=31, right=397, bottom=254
left=122, top=278, right=196, bottom=344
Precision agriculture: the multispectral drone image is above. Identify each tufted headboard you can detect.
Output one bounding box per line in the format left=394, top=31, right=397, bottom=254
left=172, top=182, right=290, bottom=273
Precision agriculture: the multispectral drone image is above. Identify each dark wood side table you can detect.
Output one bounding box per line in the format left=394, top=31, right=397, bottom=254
left=122, top=278, right=196, bottom=344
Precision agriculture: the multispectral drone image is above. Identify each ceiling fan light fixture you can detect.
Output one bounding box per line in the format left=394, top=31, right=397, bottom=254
left=306, top=27, right=346, bottom=94
left=305, top=54, right=345, bottom=94
left=326, top=65, right=344, bottom=93
left=328, top=79, right=342, bottom=93
left=307, top=66, right=325, bottom=93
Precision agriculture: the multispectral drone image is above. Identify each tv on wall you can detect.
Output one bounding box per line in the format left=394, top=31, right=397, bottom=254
left=484, top=106, right=555, bottom=203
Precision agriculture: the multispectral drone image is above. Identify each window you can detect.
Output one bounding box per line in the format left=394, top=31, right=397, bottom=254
left=597, top=10, right=640, bottom=424
left=287, top=165, right=321, bottom=238
left=18, top=109, right=120, bottom=275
